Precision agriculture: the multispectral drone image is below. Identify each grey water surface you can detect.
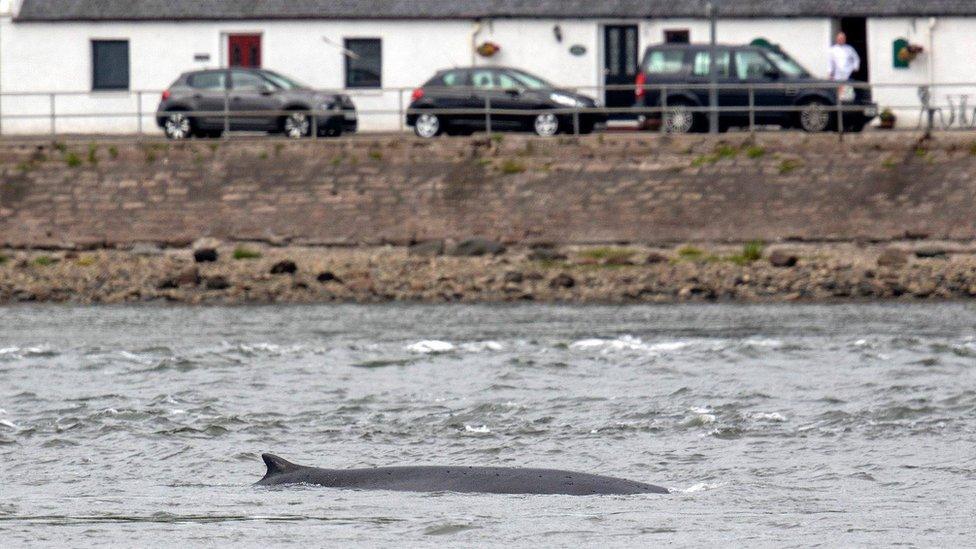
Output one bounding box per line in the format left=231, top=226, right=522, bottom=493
left=1, top=304, right=975, bottom=547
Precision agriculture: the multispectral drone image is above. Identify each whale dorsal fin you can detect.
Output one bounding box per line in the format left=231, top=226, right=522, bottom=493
left=261, top=453, right=301, bottom=479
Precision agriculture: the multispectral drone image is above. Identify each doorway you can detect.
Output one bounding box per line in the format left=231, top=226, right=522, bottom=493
left=228, top=34, right=262, bottom=68
left=603, top=24, right=639, bottom=119
left=839, top=18, right=869, bottom=82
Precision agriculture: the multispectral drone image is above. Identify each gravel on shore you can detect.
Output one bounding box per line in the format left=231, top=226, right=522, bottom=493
left=1, top=240, right=975, bottom=304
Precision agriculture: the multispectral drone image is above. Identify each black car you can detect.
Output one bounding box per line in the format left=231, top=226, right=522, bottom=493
left=407, top=67, right=606, bottom=137
left=634, top=44, right=877, bottom=133
left=156, top=68, right=357, bottom=139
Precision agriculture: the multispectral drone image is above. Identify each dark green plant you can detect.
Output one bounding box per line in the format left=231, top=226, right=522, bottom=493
left=108, top=146, right=119, bottom=159
left=579, top=247, right=636, bottom=263
left=778, top=159, right=801, bottom=174
left=65, top=152, right=82, bottom=168
left=232, top=246, right=262, bottom=260
left=746, top=145, right=766, bottom=159
left=33, top=255, right=56, bottom=266
left=53, top=141, right=67, bottom=154
left=87, top=143, right=98, bottom=165
left=500, top=159, right=526, bottom=174
left=368, top=149, right=383, bottom=161
left=676, top=246, right=705, bottom=260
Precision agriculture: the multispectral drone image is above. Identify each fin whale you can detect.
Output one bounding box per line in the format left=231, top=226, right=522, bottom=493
left=256, top=454, right=668, bottom=495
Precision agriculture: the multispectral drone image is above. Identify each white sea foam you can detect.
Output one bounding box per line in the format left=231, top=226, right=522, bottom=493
left=750, top=412, right=788, bottom=422
left=464, top=424, right=491, bottom=433
left=569, top=336, right=690, bottom=354
left=460, top=341, right=504, bottom=352
left=406, top=340, right=456, bottom=354
left=681, top=482, right=726, bottom=493
left=0, top=419, right=19, bottom=430
left=742, top=338, right=784, bottom=348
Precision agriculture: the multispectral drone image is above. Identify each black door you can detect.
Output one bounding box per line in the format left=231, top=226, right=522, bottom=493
left=603, top=25, right=639, bottom=119
left=840, top=18, right=869, bottom=82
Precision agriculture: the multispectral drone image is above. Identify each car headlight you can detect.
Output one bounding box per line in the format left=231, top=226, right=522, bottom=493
left=550, top=93, right=582, bottom=107
left=838, top=85, right=855, bottom=102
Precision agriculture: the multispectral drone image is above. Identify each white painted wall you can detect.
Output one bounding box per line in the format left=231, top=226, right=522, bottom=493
left=868, top=17, right=976, bottom=128
left=1, top=13, right=974, bottom=134
left=0, top=19, right=477, bottom=133
left=474, top=19, right=602, bottom=96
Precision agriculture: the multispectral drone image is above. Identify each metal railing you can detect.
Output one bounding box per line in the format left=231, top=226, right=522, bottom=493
left=1, top=81, right=975, bottom=139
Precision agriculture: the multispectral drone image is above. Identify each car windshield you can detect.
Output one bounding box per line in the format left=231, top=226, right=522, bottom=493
left=764, top=49, right=810, bottom=78
left=507, top=70, right=552, bottom=90
left=261, top=70, right=310, bottom=90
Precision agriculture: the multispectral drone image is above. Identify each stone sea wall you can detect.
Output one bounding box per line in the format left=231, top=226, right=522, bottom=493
left=2, top=132, right=976, bottom=303
left=1, top=132, right=976, bottom=249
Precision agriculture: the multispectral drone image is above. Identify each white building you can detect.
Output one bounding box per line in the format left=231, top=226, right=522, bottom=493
left=1, top=0, right=975, bottom=134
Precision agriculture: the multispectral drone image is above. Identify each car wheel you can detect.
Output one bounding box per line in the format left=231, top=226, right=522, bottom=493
left=414, top=113, right=441, bottom=138
left=283, top=111, right=311, bottom=139
left=798, top=100, right=832, bottom=132
left=163, top=112, right=192, bottom=140
left=533, top=113, right=559, bottom=137
left=662, top=103, right=697, bottom=134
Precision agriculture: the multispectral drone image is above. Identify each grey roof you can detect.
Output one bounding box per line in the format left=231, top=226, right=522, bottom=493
left=16, top=0, right=976, bottom=22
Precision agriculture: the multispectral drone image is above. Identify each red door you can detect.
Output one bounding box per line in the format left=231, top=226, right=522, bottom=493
left=228, top=34, right=262, bottom=68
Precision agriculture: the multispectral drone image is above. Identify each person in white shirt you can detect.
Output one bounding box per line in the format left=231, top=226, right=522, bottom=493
left=828, top=32, right=861, bottom=81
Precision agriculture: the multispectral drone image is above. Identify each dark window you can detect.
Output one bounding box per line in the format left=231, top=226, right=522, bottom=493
left=664, top=30, right=690, bottom=44
left=734, top=50, right=776, bottom=80
left=438, top=70, right=468, bottom=87
left=188, top=72, right=227, bottom=90
left=691, top=50, right=731, bottom=78
left=345, top=38, right=382, bottom=88
left=230, top=70, right=268, bottom=91
left=642, top=50, right=687, bottom=75
left=92, top=40, right=129, bottom=91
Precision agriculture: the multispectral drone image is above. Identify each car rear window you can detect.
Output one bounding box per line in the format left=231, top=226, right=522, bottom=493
left=428, top=70, right=467, bottom=87
left=642, top=50, right=687, bottom=75
left=188, top=72, right=226, bottom=90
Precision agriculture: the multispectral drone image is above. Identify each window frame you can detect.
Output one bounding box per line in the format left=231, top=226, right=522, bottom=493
left=91, top=39, right=130, bottom=92
left=344, top=38, right=382, bottom=89
left=664, top=29, right=690, bottom=44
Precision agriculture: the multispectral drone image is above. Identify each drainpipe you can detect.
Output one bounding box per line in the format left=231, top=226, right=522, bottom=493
left=926, top=17, right=937, bottom=89
left=470, top=20, right=483, bottom=66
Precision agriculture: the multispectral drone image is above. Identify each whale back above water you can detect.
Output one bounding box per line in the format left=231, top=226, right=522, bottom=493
left=257, top=454, right=668, bottom=495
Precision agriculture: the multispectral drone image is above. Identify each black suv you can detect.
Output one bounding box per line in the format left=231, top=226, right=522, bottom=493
left=634, top=44, right=877, bottom=133
left=407, top=66, right=605, bottom=137
left=156, top=68, right=357, bottom=139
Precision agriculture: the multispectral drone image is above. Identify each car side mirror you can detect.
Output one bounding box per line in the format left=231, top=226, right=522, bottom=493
left=260, top=83, right=275, bottom=95
left=764, top=69, right=781, bottom=80
left=504, top=87, right=522, bottom=97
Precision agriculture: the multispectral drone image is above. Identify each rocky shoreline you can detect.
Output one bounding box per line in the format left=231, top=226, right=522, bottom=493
left=2, top=239, right=976, bottom=304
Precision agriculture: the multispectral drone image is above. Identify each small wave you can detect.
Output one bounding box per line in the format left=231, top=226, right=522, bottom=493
left=459, top=341, right=504, bottom=352
left=463, top=424, right=491, bottom=434
left=749, top=412, right=788, bottom=422
left=683, top=411, right=716, bottom=427
left=406, top=340, right=504, bottom=354
left=0, top=419, right=20, bottom=430
left=680, top=482, right=726, bottom=493
left=569, top=336, right=690, bottom=354
left=407, top=340, right=455, bottom=354
left=0, top=345, right=58, bottom=360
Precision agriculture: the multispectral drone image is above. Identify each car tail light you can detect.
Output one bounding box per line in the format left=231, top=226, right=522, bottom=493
left=410, top=88, right=424, bottom=102
left=161, top=90, right=171, bottom=101
left=634, top=73, right=646, bottom=98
